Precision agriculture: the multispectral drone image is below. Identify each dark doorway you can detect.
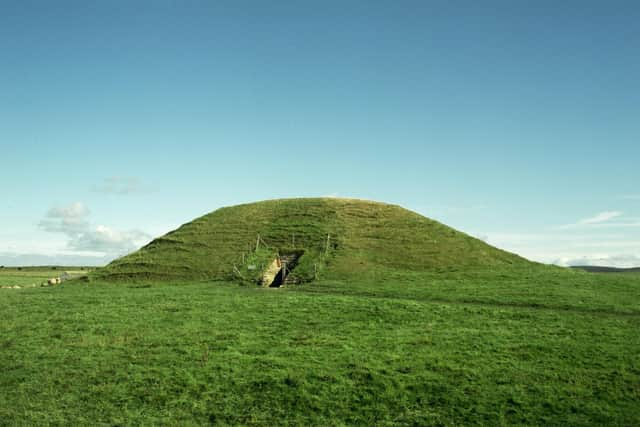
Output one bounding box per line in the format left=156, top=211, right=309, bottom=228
left=268, top=251, right=303, bottom=288
left=269, top=267, right=286, bottom=288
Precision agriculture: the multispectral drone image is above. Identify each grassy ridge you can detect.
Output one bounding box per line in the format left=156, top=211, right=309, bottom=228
left=1, top=268, right=639, bottom=425
left=92, top=198, right=529, bottom=282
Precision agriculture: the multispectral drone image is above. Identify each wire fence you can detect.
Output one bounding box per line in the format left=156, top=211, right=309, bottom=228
left=231, top=233, right=333, bottom=283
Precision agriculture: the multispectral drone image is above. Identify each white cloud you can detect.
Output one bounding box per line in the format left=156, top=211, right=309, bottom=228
left=46, top=201, right=90, bottom=219
left=554, top=254, right=640, bottom=269
left=587, top=221, right=640, bottom=228
left=578, top=211, right=622, bottom=225
left=69, top=225, right=151, bottom=253
left=483, top=231, right=640, bottom=268
left=39, top=201, right=91, bottom=235
left=555, top=211, right=629, bottom=230
left=38, top=202, right=152, bottom=256
left=485, top=232, right=636, bottom=246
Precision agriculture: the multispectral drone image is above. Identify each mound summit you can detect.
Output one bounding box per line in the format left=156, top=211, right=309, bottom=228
left=92, top=198, right=529, bottom=283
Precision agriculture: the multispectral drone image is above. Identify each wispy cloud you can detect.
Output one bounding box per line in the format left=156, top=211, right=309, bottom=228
left=587, top=221, right=640, bottom=228
left=555, top=211, right=628, bottom=230
left=482, top=231, right=640, bottom=268
left=39, top=202, right=152, bottom=256
left=485, top=232, right=630, bottom=244
left=68, top=226, right=151, bottom=253
left=578, top=211, right=622, bottom=225
left=479, top=206, right=640, bottom=268
left=92, top=176, right=152, bottom=195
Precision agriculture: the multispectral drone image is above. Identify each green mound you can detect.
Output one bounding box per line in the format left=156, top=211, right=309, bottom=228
left=91, top=198, right=530, bottom=282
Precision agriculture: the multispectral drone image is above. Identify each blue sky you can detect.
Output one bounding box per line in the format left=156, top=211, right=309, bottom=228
left=1, top=0, right=639, bottom=267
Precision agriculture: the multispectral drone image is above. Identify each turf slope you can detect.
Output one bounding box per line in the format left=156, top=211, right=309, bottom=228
left=92, top=198, right=530, bottom=283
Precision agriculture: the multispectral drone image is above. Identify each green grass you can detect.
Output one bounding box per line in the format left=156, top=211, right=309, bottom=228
left=92, top=198, right=530, bottom=282
left=2, top=267, right=639, bottom=425
left=0, top=266, right=91, bottom=288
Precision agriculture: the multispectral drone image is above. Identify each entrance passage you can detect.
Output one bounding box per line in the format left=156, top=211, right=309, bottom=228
left=261, top=251, right=303, bottom=288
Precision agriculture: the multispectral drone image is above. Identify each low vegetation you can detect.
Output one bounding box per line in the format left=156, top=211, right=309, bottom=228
left=1, top=267, right=639, bottom=425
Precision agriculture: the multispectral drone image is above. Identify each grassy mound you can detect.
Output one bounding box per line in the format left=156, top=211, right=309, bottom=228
left=91, top=198, right=531, bottom=282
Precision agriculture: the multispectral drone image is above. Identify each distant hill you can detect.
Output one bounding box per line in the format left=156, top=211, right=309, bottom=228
left=91, top=198, right=532, bottom=282
left=570, top=266, right=640, bottom=273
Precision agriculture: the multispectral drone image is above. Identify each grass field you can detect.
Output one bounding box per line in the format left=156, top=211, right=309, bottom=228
left=0, top=267, right=92, bottom=288
left=1, top=267, right=639, bottom=425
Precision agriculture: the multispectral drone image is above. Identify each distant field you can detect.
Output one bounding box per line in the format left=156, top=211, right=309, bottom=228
left=571, top=265, right=640, bottom=273
left=1, top=267, right=639, bottom=425
left=0, top=267, right=93, bottom=288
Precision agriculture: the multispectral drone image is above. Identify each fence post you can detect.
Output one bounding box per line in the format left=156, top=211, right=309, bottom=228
left=282, top=262, right=287, bottom=283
